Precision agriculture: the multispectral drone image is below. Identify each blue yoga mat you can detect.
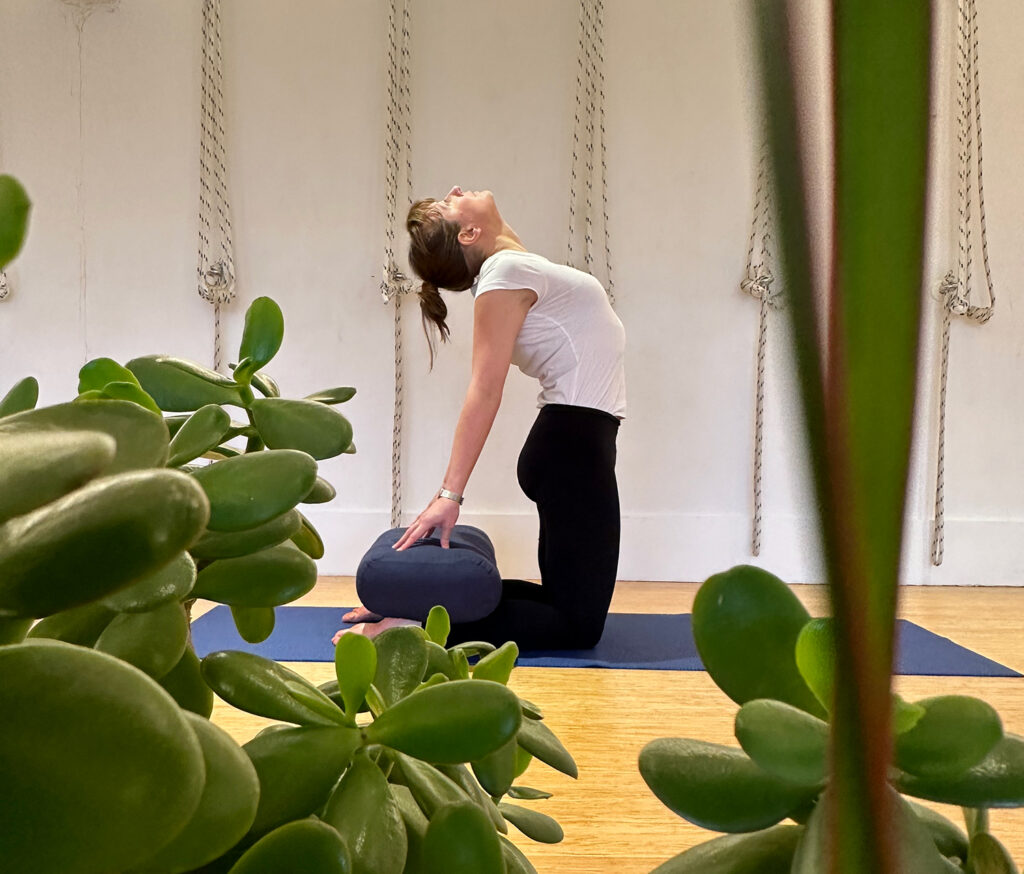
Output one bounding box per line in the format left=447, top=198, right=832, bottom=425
left=190, top=606, right=1021, bottom=677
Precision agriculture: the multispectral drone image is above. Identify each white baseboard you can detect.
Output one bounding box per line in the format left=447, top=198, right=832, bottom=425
left=301, top=508, right=1024, bottom=587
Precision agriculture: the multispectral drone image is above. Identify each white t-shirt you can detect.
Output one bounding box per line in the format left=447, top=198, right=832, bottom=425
left=472, top=250, right=626, bottom=419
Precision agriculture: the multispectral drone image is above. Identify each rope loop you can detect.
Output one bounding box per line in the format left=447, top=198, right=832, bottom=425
left=0, top=272, right=9, bottom=302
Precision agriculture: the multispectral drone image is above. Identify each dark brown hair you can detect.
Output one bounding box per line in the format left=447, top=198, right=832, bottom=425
left=406, top=198, right=481, bottom=366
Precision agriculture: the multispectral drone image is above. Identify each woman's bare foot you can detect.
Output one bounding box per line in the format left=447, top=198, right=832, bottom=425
left=342, top=605, right=383, bottom=624
left=332, top=617, right=421, bottom=644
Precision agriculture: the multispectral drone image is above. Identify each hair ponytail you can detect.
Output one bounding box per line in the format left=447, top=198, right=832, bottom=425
left=417, top=280, right=449, bottom=369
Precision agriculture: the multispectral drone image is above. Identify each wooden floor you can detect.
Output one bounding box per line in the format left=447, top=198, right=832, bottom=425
left=200, top=580, right=1024, bottom=873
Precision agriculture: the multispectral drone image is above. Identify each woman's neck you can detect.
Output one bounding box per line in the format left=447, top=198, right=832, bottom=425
left=491, top=223, right=526, bottom=254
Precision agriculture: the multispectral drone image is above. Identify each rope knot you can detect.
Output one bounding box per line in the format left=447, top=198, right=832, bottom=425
left=198, top=259, right=235, bottom=305
left=0, top=271, right=9, bottom=302
left=381, top=263, right=415, bottom=303
left=938, top=270, right=994, bottom=323
left=741, top=270, right=783, bottom=308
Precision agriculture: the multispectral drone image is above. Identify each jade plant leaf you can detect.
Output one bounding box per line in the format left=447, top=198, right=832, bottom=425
left=190, top=509, right=302, bottom=560
left=231, top=605, right=276, bottom=643
left=250, top=397, right=354, bottom=460
left=436, top=763, right=509, bottom=834
left=649, top=824, right=804, bottom=874
left=27, top=601, right=115, bottom=646
left=894, top=693, right=928, bottom=736
left=0, top=399, right=170, bottom=473
left=472, top=737, right=519, bottom=798
left=734, top=699, right=829, bottom=787
left=0, top=468, right=209, bottom=618
left=639, top=738, right=818, bottom=833
left=291, top=510, right=325, bottom=559
left=473, top=640, right=519, bottom=685
left=303, top=476, right=337, bottom=504
left=100, top=551, right=196, bottom=613
left=322, top=752, right=408, bottom=874
left=192, top=542, right=317, bottom=606
left=306, top=386, right=357, bottom=405
left=0, top=376, right=39, bottom=418
left=368, top=679, right=522, bottom=764
left=393, top=753, right=471, bottom=818
left=421, top=803, right=504, bottom=874
left=501, top=836, right=539, bottom=874
left=497, top=803, right=564, bottom=844
left=252, top=370, right=281, bottom=398
left=135, top=712, right=260, bottom=874
left=374, top=625, right=430, bottom=706
left=907, top=800, right=968, bottom=861
left=0, top=617, right=31, bottom=644
left=190, top=448, right=317, bottom=532
left=127, top=355, right=243, bottom=411
left=968, top=832, right=1020, bottom=874
left=228, top=819, right=352, bottom=874
left=159, top=645, right=214, bottom=717
left=895, top=735, right=1024, bottom=807
left=895, top=695, right=1003, bottom=780
left=78, top=357, right=140, bottom=394
left=335, top=631, right=377, bottom=722
left=507, top=786, right=552, bottom=801
left=167, top=404, right=232, bottom=467
left=0, top=640, right=205, bottom=874
left=392, top=783, right=430, bottom=870
left=201, top=650, right=348, bottom=727
left=94, top=601, right=189, bottom=679
left=794, top=618, right=835, bottom=714
left=692, top=565, right=824, bottom=717
left=242, top=725, right=362, bottom=835
left=516, top=714, right=578, bottom=779
left=239, top=297, right=285, bottom=370
left=93, top=380, right=162, bottom=415
left=425, top=605, right=451, bottom=646
left=425, top=641, right=458, bottom=680
left=0, top=173, right=31, bottom=268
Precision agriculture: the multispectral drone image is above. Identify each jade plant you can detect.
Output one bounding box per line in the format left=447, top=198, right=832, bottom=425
left=640, top=2, right=1020, bottom=872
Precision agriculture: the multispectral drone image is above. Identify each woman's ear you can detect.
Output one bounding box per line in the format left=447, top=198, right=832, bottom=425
left=458, top=225, right=481, bottom=246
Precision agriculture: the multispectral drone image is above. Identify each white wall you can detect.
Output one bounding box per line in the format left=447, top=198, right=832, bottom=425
left=0, top=0, right=1021, bottom=586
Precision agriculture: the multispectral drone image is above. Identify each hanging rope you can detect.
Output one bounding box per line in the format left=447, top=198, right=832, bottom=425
left=0, top=100, right=10, bottom=302
left=381, top=0, right=415, bottom=529
left=198, top=0, right=236, bottom=372
left=930, top=0, right=996, bottom=566
left=740, top=144, right=784, bottom=557
left=568, top=0, right=615, bottom=304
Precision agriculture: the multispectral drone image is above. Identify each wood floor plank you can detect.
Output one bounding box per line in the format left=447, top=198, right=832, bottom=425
left=202, top=577, right=1024, bottom=873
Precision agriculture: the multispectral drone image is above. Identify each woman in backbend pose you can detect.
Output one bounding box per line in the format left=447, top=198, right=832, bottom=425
left=336, top=186, right=625, bottom=649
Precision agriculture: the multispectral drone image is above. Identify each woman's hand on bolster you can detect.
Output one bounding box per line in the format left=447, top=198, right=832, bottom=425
left=393, top=495, right=461, bottom=551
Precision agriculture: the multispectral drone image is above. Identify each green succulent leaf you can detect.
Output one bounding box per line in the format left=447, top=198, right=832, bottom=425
left=78, top=357, right=140, bottom=394
left=322, top=752, right=408, bottom=874
left=0, top=399, right=170, bottom=474
left=239, top=297, right=285, bottom=370
left=127, top=355, right=243, bottom=411
left=473, top=641, right=519, bottom=685
left=201, top=649, right=348, bottom=727
left=306, top=386, right=357, bottom=405
left=423, top=640, right=458, bottom=680
left=450, top=640, right=497, bottom=659
left=291, top=510, right=325, bottom=559
left=895, top=696, right=1004, bottom=780
left=27, top=601, right=115, bottom=646
left=94, top=601, right=189, bottom=680
left=968, top=832, right=1020, bottom=874
left=233, top=356, right=260, bottom=388
left=374, top=625, right=430, bottom=706
left=734, top=699, right=829, bottom=787
left=0, top=640, right=205, bottom=874
left=895, top=735, right=1024, bottom=807
left=0, top=174, right=31, bottom=269
left=231, top=605, right=276, bottom=643
left=190, top=509, right=302, bottom=560
left=500, top=836, right=539, bottom=874
left=193, top=542, right=317, bottom=607
left=894, top=693, right=928, bottom=735
left=519, top=697, right=544, bottom=721
left=191, top=448, right=317, bottom=532
left=367, top=679, right=522, bottom=764
left=335, top=631, right=377, bottom=721
left=692, top=565, right=824, bottom=717
left=159, top=645, right=214, bottom=718
left=497, top=803, right=563, bottom=844
left=515, top=744, right=534, bottom=776
left=425, top=605, right=451, bottom=646
left=242, top=725, right=362, bottom=835
left=0, top=468, right=209, bottom=618
left=794, top=618, right=836, bottom=714
left=907, top=800, right=969, bottom=861
left=507, top=786, right=553, bottom=801
left=250, top=397, right=354, bottom=461
left=649, top=823, right=804, bottom=874
left=517, top=714, right=578, bottom=779
left=94, top=380, right=162, bottom=415
left=251, top=370, right=281, bottom=398
left=135, top=712, right=260, bottom=874
left=421, top=803, right=504, bottom=874
left=393, top=753, right=471, bottom=818
left=436, top=763, right=509, bottom=834
left=472, top=736, right=519, bottom=798
left=639, top=738, right=818, bottom=833
left=0, top=617, right=31, bottom=644
left=228, top=819, right=353, bottom=874
left=166, top=404, right=232, bottom=467
left=303, top=476, right=337, bottom=504
left=101, top=551, right=196, bottom=613
left=0, top=376, right=39, bottom=418
left=451, top=647, right=471, bottom=679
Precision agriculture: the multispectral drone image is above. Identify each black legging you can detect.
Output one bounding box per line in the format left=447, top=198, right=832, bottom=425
left=448, top=403, right=620, bottom=650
